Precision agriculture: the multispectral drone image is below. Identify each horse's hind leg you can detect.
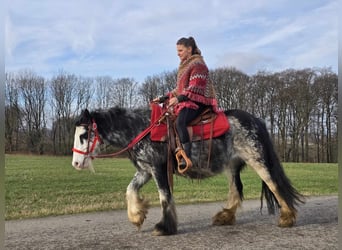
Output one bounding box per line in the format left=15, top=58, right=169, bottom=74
left=247, top=159, right=298, bottom=227
left=212, top=160, right=244, bottom=226
left=126, top=171, right=151, bottom=230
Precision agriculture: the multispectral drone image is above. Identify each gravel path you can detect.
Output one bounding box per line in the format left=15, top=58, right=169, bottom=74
left=5, top=195, right=338, bottom=250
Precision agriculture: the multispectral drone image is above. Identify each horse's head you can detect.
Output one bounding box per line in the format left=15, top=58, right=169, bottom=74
left=71, top=109, right=101, bottom=172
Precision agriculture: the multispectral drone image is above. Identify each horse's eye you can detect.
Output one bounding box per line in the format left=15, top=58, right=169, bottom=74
left=79, top=132, right=88, bottom=144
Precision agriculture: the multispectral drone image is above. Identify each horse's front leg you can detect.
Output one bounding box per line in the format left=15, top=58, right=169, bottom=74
left=152, top=164, right=177, bottom=236
left=126, top=171, right=152, bottom=230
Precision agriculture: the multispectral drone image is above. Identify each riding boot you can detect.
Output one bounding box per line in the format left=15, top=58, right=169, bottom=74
left=182, top=142, right=192, bottom=159
left=178, top=142, right=192, bottom=169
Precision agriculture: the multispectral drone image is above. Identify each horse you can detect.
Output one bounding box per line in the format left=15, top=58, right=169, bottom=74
left=71, top=106, right=304, bottom=236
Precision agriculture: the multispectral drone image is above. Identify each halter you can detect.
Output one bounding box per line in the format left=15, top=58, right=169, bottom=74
left=72, top=119, right=102, bottom=159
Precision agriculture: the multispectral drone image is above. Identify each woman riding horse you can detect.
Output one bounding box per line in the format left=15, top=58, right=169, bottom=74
left=153, top=37, right=218, bottom=169
left=72, top=37, right=304, bottom=236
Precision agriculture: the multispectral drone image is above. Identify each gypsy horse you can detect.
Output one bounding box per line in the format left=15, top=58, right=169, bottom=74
left=71, top=106, right=304, bottom=236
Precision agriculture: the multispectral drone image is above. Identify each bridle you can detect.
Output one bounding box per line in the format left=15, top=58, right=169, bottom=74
left=72, top=119, right=102, bottom=159
left=71, top=105, right=171, bottom=161
left=71, top=104, right=176, bottom=162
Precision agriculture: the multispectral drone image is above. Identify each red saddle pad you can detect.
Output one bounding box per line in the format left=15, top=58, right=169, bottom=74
left=150, top=104, right=230, bottom=142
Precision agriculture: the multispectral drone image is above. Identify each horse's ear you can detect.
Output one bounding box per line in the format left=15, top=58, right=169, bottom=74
left=83, top=109, right=91, bottom=119
left=76, top=109, right=92, bottom=125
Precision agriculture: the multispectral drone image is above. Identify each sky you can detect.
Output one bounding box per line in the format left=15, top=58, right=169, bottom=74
left=5, top=0, right=338, bottom=83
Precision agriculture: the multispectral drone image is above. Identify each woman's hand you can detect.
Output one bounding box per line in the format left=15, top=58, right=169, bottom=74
left=152, top=95, right=169, bottom=104
left=152, top=97, right=160, bottom=103
left=168, top=97, right=178, bottom=107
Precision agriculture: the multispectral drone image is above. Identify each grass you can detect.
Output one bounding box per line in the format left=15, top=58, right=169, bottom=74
left=5, top=154, right=338, bottom=220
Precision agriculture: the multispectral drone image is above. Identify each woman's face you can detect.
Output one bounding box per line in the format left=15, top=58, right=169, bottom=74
left=177, top=44, right=192, bottom=62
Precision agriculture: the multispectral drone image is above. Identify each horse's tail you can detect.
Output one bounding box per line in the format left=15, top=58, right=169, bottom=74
left=256, top=117, right=305, bottom=214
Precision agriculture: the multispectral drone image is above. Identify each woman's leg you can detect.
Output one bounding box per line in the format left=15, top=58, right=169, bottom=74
left=176, top=106, right=205, bottom=143
left=176, top=108, right=196, bottom=144
left=175, top=105, right=207, bottom=164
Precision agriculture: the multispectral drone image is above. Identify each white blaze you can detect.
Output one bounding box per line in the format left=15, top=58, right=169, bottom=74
left=72, top=126, right=89, bottom=170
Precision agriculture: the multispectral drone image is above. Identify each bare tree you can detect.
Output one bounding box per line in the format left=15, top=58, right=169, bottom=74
left=312, top=68, right=338, bottom=163
left=112, top=78, right=139, bottom=108
left=139, top=74, right=165, bottom=108
left=17, top=70, right=46, bottom=153
left=163, top=70, right=177, bottom=93
left=5, top=72, right=21, bottom=152
left=138, top=71, right=177, bottom=108
left=210, top=67, right=250, bottom=110
left=249, top=71, right=282, bottom=141
left=272, top=72, right=292, bottom=162
left=50, top=71, right=77, bottom=154
left=292, top=69, right=316, bottom=162
left=4, top=66, right=338, bottom=162
left=94, top=76, right=115, bottom=109
left=74, top=76, right=94, bottom=116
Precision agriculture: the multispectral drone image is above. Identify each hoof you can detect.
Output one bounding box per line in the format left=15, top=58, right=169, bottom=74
left=127, top=198, right=149, bottom=230
left=212, top=209, right=236, bottom=226
left=152, top=222, right=177, bottom=236
left=278, top=209, right=296, bottom=227
left=152, top=229, right=169, bottom=236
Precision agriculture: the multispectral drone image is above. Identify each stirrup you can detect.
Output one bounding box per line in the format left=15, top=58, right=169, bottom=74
left=175, top=148, right=192, bottom=174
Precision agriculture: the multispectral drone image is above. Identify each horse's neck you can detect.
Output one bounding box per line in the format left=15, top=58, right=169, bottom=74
left=94, top=109, right=149, bottom=147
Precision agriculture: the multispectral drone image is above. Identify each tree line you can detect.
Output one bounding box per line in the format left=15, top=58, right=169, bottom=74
left=5, top=67, right=337, bottom=163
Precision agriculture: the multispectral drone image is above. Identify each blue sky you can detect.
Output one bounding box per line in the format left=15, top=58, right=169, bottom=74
left=5, top=0, right=338, bottom=82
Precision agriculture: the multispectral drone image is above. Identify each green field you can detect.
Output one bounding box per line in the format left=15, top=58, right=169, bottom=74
left=5, top=154, right=338, bottom=220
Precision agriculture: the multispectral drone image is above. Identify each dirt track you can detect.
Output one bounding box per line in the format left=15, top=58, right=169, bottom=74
left=5, top=196, right=338, bottom=250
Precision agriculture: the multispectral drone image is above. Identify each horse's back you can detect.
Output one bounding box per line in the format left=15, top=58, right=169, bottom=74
left=224, top=109, right=267, bottom=134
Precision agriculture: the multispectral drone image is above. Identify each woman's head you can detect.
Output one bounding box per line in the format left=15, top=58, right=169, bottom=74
left=176, top=37, right=201, bottom=62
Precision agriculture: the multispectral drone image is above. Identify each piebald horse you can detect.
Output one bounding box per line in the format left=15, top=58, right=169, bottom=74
left=71, top=106, right=304, bottom=236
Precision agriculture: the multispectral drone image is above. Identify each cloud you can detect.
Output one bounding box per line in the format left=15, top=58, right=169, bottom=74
left=209, top=0, right=338, bottom=73
left=215, top=51, right=278, bottom=74
left=5, top=0, right=338, bottom=81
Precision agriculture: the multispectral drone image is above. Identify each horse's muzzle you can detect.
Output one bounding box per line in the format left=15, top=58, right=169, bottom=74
left=72, top=160, right=84, bottom=170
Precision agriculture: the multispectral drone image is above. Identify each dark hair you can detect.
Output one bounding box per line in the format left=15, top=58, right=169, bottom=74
left=176, top=37, right=201, bottom=55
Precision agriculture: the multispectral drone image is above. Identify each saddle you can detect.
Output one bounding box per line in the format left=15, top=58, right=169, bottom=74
left=150, top=104, right=229, bottom=142
left=149, top=104, right=230, bottom=191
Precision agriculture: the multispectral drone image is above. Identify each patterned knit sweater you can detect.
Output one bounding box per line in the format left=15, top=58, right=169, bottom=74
left=169, top=54, right=218, bottom=114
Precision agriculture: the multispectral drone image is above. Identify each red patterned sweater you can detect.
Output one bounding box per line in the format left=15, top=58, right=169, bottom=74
left=168, top=54, right=219, bottom=115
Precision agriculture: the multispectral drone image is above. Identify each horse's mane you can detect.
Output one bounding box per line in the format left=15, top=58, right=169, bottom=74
left=89, top=106, right=151, bottom=146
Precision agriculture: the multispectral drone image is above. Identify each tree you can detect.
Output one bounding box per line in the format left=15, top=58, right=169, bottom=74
left=290, top=69, right=316, bottom=162
left=250, top=71, right=280, bottom=139
left=94, top=76, right=115, bottom=109
left=139, top=71, right=178, bottom=108
left=4, top=66, right=338, bottom=162
left=112, top=78, right=139, bottom=108
left=312, top=68, right=338, bottom=163
left=163, top=70, right=177, bottom=93
left=210, top=67, right=250, bottom=110
left=5, top=73, right=21, bottom=152
left=273, top=69, right=316, bottom=162
left=17, top=70, right=46, bottom=154
left=140, top=75, right=164, bottom=108
left=74, top=76, right=94, bottom=115
left=50, top=71, right=77, bottom=155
